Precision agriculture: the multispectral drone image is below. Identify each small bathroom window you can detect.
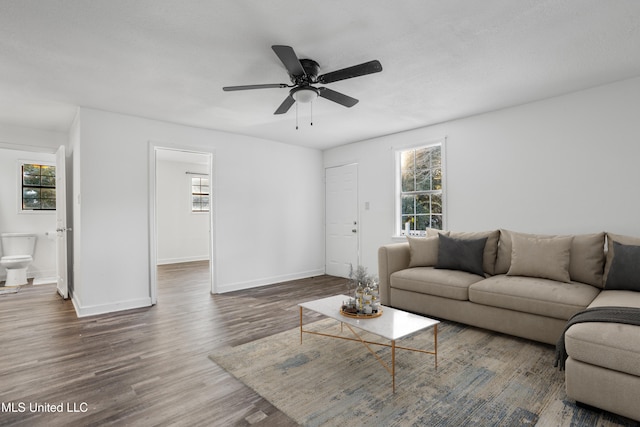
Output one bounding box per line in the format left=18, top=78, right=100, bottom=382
left=191, top=175, right=209, bottom=213
left=21, top=163, right=56, bottom=211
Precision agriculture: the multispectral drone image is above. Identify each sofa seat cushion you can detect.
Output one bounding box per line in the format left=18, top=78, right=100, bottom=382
left=588, top=289, right=640, bottom=310
left=469, top=275, right=600, bottom=320
left=390, top=267, right=484, bottom=301
left=565, top=290, right=640, bottom=377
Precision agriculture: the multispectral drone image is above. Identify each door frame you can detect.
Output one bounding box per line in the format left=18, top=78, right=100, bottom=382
left=55, top=145, right=69, bottom=298
left=148, top=141, right=216, bottom=304
left=0, top=142, right=69, bottom=294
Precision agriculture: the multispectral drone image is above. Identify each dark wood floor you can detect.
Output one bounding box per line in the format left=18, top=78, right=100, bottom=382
left=0, top=262, right=348, bottom=426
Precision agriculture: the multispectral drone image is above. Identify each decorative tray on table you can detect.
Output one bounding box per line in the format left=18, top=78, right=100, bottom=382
left=340, top=306, right=383, bottom=319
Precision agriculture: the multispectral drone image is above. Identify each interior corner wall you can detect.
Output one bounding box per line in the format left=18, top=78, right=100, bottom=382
left=156, top=159, right=209, bottom=265
left=323, top=76, right=640, bottom=274
left=73, top=107, right=325, bottom=316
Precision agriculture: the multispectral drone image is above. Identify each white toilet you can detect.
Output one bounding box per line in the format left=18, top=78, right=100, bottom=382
left=0, top=233, right=37, bottom=287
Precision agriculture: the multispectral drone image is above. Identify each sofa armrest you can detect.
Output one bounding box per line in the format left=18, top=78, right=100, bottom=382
left=378, top=242, right=411, bottom=305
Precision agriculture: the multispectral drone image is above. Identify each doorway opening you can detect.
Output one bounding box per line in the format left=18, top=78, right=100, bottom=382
left=149, top=144, right=215, bottom=304
left=0, top=143, right=66, bottom=297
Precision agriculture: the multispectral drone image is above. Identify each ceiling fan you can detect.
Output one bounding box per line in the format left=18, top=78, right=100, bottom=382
left=223, top=45, right=382, bottom=115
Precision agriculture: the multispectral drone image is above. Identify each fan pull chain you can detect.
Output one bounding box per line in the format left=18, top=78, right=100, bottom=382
left=295, top=101, right=315, bottom=130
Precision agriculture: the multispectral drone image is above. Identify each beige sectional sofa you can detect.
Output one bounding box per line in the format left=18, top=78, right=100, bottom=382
left=378, top=229, right=640, bottom=421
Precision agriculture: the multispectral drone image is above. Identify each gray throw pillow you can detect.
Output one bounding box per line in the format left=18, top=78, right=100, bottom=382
left=605, top=241, right=640, bottom=291
left=435, top=234, right=488, bottom=276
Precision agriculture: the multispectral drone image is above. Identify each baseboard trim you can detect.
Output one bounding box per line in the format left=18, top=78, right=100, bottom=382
left=69, top=268, right=325, bottom=316
left=216, top=268, right=326, bottom=293
left=73, top=297, right=153, bottom=318
left=33, top=276, right=57, bottom=285
left=0, top=270, right=57, bottom=283
left=157, top=256, right=209, bottom=265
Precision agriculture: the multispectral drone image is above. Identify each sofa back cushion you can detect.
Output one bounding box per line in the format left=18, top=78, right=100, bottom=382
left=569, top=232, right=606, bottom=288
left=507, top=233, right=572, bottom=282
left=496, top=230, right=605, bottom=287
left=425, top=228, right=448, bottom=237
left=407, top=230, right=498, bottom=275
left=407, top=236, right=439, bottom=267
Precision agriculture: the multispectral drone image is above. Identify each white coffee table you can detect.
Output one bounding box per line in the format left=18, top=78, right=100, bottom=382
left=298, top=294, right=440, bottom=392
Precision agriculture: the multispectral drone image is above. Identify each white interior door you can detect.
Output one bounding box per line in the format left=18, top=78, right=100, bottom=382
left=325, top=164, right=358, bottom=278
left=55, top=145, right=69, bottom=299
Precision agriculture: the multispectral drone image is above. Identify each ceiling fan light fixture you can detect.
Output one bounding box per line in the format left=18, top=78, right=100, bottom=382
left=292, top=86, right=318, bottom=103
left=223, top=45, right=382, bottom=116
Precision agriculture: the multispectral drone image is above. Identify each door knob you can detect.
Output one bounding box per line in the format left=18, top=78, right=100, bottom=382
left=352, top=229, right=357, bottom=233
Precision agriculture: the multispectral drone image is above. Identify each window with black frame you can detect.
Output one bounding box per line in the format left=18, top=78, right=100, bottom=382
left=21, top=163, right=56, bottom=211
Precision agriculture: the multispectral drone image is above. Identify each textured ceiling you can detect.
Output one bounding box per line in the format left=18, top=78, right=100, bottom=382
left=1, top=1, right=640, bottom=150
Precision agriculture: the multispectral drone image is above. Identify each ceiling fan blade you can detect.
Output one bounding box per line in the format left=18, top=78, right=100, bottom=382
left=317, top=60, right=382, bottom=84
left=274, top=95, right=295, bottom=115
left=317, top=87, right=359, bottom=107
left=223, top=83, right=288, bottom=91
left=272, top=45, right=306, bottom=77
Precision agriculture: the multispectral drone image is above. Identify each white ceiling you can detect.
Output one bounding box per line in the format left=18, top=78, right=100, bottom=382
left=1, top=1, right=640, bottom=150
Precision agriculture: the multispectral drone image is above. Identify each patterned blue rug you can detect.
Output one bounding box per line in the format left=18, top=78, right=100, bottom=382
left=209, top=318, right=637, bottom=426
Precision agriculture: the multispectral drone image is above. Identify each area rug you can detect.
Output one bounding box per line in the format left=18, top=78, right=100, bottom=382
left=209, top=319, right=635, bottom=426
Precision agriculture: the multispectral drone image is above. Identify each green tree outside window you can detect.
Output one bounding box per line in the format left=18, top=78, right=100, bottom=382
left=22, top=164, right=56, bottom=210
left=400, top=144, right=443, bottom=233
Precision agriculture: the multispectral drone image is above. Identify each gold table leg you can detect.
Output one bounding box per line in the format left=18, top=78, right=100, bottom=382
left=392, top=340, right=396, bottom=393
left=298, top=310, right=438, bottom=393
left=434, top=324, right=438, bottom=369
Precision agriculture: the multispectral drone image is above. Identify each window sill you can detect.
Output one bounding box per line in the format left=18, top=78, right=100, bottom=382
left=19, top=210, right=56, bottom=215
left=392, top=231, right=429, bottom=240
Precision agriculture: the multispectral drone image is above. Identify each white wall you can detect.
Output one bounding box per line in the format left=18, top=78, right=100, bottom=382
left=156, top=159, right=209, bottom=264
left=0, top=122, right=67, bottom=150
left=72, top=108, right=325, bottom=316
left=324, top=76, right=640, bottom=274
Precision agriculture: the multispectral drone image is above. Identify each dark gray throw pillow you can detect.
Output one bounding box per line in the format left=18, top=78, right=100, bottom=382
left=435, top=234, right=488, bottom=276
left=605, top=241, right=640, bottom=291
